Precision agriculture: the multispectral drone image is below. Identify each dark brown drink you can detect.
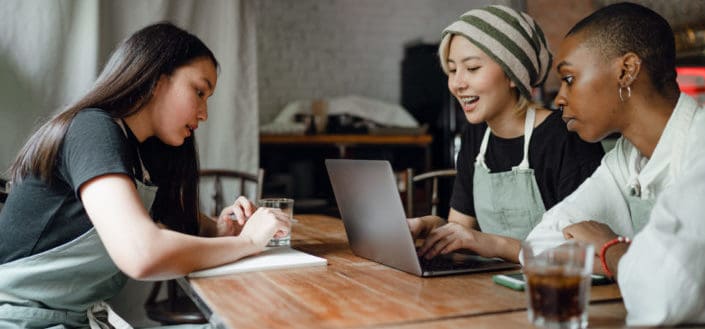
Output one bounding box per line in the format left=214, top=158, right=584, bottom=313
left=525, top=269, right=589, bottom=323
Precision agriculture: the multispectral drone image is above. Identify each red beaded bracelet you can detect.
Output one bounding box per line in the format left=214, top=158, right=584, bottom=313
left=600, top=236, right=631, bottom=278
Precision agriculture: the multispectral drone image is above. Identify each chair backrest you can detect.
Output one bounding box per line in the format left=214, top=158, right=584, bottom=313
left=0, top=178, right=9, bottom=211
left=0, top=191, right=6, bottom=210
left=405, top=168, right=457, bottom=217
left=143, top=169, right=264, bottom=326
left=199, top=168, right=264, bottom=217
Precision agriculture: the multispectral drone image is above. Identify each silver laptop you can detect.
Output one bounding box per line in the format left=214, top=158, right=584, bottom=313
left=325, top=159, right=519, bottom=277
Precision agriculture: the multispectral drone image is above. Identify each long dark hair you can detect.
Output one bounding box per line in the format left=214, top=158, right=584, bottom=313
left=8, top=22, right=219, bottom=234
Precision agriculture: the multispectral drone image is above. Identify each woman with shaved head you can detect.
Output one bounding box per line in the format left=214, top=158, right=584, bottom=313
left=525, top=2, right=705, bottom=325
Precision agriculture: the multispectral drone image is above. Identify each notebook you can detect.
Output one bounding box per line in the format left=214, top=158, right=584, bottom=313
left=188, top=247, right=327, bottom=278
left=325, top=159, right=519, bottom=277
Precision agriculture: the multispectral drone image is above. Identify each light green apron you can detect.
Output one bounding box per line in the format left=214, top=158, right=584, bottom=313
left=625, top=97, right=697, bottom=234
left=0, top=174, right=155, bottom=329
left=0, top=120, right=208, bottom=329
left=473, top=108, right=545, bottom=240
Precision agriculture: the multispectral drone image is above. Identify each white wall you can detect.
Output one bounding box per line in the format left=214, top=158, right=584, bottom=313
left=254, top=0, right=515, bottom=125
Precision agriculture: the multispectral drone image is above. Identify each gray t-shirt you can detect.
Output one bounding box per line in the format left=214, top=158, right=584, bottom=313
left=0, top=109, right=137, bottom=264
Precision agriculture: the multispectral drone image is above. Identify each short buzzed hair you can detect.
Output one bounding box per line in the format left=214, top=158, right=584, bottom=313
left=567, top=2, right=678, bottom=94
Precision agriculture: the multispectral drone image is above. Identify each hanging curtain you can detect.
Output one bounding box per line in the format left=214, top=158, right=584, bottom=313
left=0, top=0, right=258, bottom=176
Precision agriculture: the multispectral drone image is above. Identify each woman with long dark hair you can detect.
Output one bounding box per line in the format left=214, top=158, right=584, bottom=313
left=0, top=22, right=289, bottom=328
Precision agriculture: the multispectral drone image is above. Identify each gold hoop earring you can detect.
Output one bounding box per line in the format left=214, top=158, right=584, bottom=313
left=619, top=86, right=631, bottom=102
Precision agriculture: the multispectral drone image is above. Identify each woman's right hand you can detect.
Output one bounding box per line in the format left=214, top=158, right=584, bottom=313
left=417, top=222, right=476, bottom=259
left=238, top=207, right=291, bottom=249
left=417, top=224, right=520, bottom=262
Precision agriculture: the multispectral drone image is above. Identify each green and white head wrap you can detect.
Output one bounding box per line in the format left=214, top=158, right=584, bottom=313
left=440, top=5, right=552, bottom=99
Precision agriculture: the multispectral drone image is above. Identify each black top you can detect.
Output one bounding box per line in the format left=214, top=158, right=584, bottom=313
left=449, top=110, right=605, bottom=217
left=0, top=109, right=140, bottom=264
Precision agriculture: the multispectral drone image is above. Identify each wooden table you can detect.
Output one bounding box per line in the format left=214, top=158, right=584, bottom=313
left=384, top=301, right=628, bottom=329
left=179, top=214, right=623, bottom=329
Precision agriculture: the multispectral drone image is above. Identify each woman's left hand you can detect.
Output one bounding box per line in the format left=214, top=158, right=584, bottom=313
left=214, top=196, right=257, bottom=237
left=562, top=220, right=618, bottom=252
left=212, top=214, right=240, bottom=237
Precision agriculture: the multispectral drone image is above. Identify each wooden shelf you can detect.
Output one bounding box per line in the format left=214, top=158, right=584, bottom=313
left=260, top=133, right=432, bottom=146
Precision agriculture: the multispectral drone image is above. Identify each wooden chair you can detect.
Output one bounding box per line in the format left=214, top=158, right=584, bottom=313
left=0, top=178, right=10, bottom=210
left=144, top=168, right=264, bottom=325
left=144, top=280, right=206, bottom=325
left=198, top=168, right=264, bottom=216
left=405, top=168, right=457, bottom=217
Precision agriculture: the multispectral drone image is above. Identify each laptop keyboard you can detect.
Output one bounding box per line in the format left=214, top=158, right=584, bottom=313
left=419, top=256, right=459, bottom=271
left=419, top=254, right=487, bottom=271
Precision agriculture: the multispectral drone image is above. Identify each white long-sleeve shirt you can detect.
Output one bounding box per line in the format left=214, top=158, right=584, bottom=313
left=618, top=105, right=705, bottom=326
left=524, top=94, right=702, bottom=254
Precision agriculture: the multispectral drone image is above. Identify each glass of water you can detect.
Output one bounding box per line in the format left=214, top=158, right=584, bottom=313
left=256, top=198, right=294, bottom=247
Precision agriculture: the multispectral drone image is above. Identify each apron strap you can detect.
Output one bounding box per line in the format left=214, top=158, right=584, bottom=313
left=114, top=119, right=153, bottom=184
left=87, top=301, right=133, bottom=329
left=476, top=107, right=536, bottom=170
left=513, top=107, right=536, bottom=170
left=475, top=127, right=492, bottom=170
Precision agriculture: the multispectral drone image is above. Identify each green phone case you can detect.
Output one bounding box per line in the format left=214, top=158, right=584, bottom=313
left=493, top=272, right=613, bottom=291
left=492, top=272, right=525, bottom=291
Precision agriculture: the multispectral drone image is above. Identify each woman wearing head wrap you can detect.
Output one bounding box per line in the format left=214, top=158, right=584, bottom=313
left=409, top=5, right=604, bottom=262
left=529, top=3, right=705, bottom=325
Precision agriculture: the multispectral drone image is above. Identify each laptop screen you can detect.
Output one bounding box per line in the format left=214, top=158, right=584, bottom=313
left=326, top=159, right=519, bottom=277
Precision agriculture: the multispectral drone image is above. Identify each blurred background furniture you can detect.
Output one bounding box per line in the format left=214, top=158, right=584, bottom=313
left=260, top=133, right=432, bottom=160
left=260, top=133, right=432, bottom=216
left=405, top=168, right=457, bottom=218
left=199, top=168, right=265, bottom=216
left=144, top=168, right=264, bottom=325
left=260, top=134, right=433, bottom=216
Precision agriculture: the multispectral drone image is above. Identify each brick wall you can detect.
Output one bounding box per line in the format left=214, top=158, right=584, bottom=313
left=255, top=0, right=705, bottom=121
left=528, top=0, right=705, bottom=95
left=526, top=0, right=595, bottom=95
left=254, top=0, right=510, bottom=124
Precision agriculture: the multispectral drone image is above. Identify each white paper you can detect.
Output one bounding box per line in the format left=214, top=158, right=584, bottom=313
left=188, top=247, right=327, bottom=278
